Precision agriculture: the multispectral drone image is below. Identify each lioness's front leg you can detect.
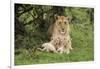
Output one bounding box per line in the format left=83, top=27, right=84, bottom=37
left=64, top=48, right=70, bottom=54
left=68, top=41, right=73, bottom=50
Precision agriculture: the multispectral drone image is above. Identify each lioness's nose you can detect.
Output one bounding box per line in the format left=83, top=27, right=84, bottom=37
left=62, top=28, right=64, bottom=31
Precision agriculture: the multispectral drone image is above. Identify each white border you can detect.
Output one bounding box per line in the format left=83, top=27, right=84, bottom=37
left=11, top=0, right=96, bottom=69
left=11, top=0, right=14, bottom=69
left=12, top=0, right=95, bottom=8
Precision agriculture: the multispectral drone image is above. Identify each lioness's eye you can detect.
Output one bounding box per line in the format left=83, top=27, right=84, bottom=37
left=64, top=22, right=66, bottom=24
left=59, top=22, right=61, bottom=24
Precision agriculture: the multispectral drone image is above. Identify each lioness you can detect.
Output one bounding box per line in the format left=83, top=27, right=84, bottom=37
left=48, top=15, right=72, bottom=54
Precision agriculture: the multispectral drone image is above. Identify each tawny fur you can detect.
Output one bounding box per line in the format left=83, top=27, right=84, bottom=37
left=48, top=16, right=73, bottom=54
left=57, top=35, right=72, bottom=54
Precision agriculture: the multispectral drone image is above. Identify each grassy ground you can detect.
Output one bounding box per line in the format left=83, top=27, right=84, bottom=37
left=15, top=24, right=94, bottom=65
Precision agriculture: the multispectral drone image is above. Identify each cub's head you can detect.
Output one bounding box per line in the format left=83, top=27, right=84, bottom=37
left=55, top=16, right=70, bottom=34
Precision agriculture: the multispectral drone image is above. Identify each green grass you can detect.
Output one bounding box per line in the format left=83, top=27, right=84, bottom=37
left=15, top=24, right=94, bottom=65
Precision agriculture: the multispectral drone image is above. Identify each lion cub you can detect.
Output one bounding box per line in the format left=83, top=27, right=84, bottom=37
left=38, top=39, right=59, bottom=53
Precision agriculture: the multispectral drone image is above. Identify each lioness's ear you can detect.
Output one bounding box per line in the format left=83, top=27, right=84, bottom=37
left=57, top=16, right=60, bottom=19
left=54, top=14, right=60, bottom=20
left=66, top=16, right=70, bottom=20
left=66, top=16, right=72, bottom=23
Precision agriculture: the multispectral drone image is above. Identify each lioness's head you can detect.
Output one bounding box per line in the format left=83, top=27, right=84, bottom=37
left=55, top=16, right=70, bottom=35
